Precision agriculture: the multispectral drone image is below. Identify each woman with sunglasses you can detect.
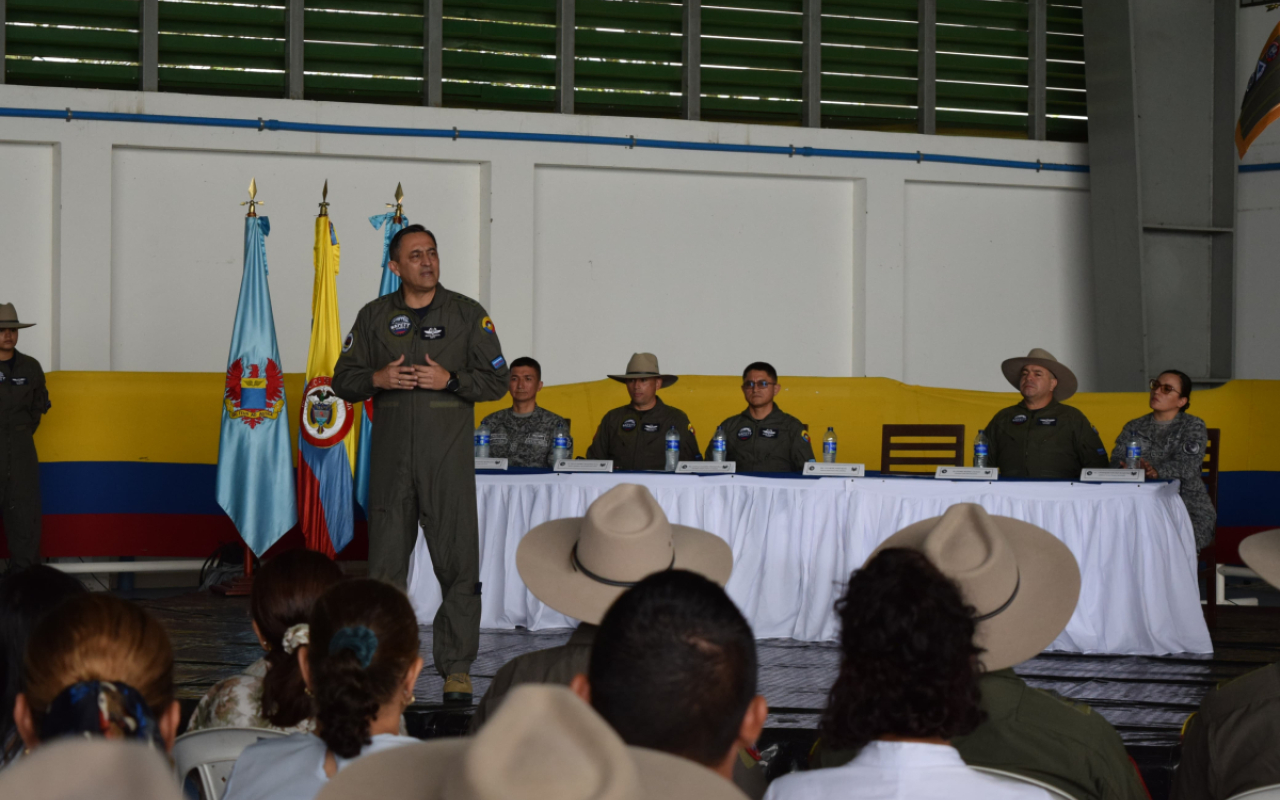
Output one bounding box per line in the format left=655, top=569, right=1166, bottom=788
left=1109, top=370, right=1216, bottom=549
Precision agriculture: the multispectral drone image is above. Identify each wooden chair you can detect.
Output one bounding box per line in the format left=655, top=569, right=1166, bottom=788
left=1200, top=428, right=1220, bottom=628
left=880, top=425, right=966, bottom=475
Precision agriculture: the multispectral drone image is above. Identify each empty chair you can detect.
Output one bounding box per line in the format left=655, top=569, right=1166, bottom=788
left=172, top=727, right=286, bottom=800
left=880, top=424, right=965, bottom=474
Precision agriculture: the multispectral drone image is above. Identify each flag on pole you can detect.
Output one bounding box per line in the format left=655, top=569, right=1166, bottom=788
left=1237, top=21, right=1280, bottom=157
left=297, top=201, right=357, bottom=555
left=353, top=208, right=409, bottom=517
left=216, top=205, right=298, bottom=557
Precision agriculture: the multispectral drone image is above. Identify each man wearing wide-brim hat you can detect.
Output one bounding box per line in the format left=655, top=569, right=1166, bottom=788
left=0, top=303, right=50, bottom=572
left=982, top=348, right=1108, bottom=479
left=471, top=483, right=731, bottom=729
left=1173, top=529, right=1280, bottom=800
left=586, top=353, right=700, bottom=471
left=819, top=504, right=1147, bottom=800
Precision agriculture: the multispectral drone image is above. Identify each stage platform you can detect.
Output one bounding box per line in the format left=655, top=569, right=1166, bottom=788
left=142, top=591, right=1280, bottom=800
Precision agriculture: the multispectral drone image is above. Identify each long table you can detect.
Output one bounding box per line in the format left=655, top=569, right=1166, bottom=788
left=407, top=473, right=1213, bottom=656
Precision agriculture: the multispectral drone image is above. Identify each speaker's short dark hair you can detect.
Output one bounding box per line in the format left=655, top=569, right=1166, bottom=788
left=743, top=362, right=778, bottom=382
left=510, top=357, right=541, bottom=380
left=588, top=570, right=756, bottom=767
left=388, top=224, right=437, bottom=263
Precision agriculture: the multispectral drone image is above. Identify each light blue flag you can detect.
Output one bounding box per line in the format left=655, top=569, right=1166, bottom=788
left=216, top=216, right=298, bottom=556
left=354, top=212, right=407, bottom=517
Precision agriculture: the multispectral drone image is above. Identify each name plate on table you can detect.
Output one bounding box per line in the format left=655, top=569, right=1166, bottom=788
left=474, top=458, right=509, bottom=470
left=677, top=461, right=736, bottom=474
left=554, top=459, right=614, bottom=473
left=1080, top=468, right=1145, bottom=483
left=803, top=463, right=866, bottom=477
left=935, top=466, right=999, bottom=480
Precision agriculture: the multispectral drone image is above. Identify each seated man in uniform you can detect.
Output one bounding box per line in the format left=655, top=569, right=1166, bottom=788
left=708, top=362, right=814, bottom=472
left=479, top=356, right=567, bottom=467
left=984, top=348, right=1108, bottom=478
left=586, top=353, right=700, bottom=470
left=1172, top=528, right=1280, bottom=800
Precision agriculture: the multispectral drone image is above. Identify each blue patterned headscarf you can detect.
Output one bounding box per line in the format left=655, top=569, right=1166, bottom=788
left=38, top=680, right=162, bottom=747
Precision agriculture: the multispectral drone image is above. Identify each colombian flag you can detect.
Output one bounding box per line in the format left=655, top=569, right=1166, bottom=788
left=297, top=214, right=357, bottom=555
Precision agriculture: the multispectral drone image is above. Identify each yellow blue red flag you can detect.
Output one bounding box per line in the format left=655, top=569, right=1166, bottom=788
left=297, top=213, right=357, bottom=555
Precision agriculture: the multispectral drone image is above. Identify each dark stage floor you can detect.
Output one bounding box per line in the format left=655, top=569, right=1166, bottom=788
left=141, top=591, right=1280, bottom=799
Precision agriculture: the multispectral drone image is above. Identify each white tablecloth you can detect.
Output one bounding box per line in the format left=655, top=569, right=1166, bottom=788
left=408, top=473, right=1212, bottom=655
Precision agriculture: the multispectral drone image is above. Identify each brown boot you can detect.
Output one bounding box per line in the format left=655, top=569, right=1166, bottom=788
left=443, top=673, right=473, bottom=704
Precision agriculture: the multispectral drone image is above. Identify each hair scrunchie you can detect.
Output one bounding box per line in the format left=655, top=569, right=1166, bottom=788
left=282, top=622, right=310, bottom=655
left=39, top=680, right=162, bottom=747
left=328, top=625, right=378, bottom=669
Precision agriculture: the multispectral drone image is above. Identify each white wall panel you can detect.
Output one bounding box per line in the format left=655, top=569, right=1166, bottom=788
left=0, top=143, right=55, bottom=368
left=903, top=181, right=1095, bottom=392
left=532, top=167, right=857, bottom=386
left=110, top=148, right=481, bottom=372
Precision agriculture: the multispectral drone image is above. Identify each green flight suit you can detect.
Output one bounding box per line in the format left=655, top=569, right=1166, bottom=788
left=332, top=285, right=509, bottom=677
left=585, top=397, right=700, bottom=471
left=0, top=350, right=49, bottom=569
left=706, top=405, right=814, bottom=472
left=1172, top=663, right=1280, bottom=800
left=984, top=400, right=1108, bottom=479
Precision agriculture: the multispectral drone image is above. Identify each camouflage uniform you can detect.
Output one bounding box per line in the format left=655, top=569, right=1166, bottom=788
left=480, top=406, right=568, bottom=468
left=1109, top=412, right=1216, bottom=549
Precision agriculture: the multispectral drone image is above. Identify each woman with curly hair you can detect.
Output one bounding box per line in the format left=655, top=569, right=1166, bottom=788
left=223, top=579, right=422, bottom=800
left=764, top=548, right=1054, bottom=800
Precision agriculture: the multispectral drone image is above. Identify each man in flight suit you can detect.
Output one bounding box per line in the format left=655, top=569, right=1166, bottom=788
left=586, top=353, right=699, bottom=470
left=983, top=348, right=1108, bottom=479
left=0, top=304, right=49, bottom=572
left=708, top=362, right=814, bottom=472
left=333, top=225, right=509, bottom=703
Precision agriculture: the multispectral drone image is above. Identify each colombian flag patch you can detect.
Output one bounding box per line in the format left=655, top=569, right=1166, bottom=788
left=481, top=316, right=497, bottom=335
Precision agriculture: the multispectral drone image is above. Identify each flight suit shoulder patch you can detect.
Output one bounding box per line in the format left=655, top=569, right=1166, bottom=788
left=481, top=315, right=497, bottom=335
left=802, top=430, right=810, bottom=443
left=342, top=331, right=354, bottom=352
left=491, top=355, right=506, bottom=370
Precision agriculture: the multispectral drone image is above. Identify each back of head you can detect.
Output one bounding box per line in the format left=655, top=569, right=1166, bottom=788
left=252, top=549, right=345, bottom=728
left=588, top=570, right=756, bottom=766
left=821, top=548, right=983, bottom=751
left=0, top=566, right=87, bottom=761
left=308, top=579, right=419, bottom=759
left=23, top=593, right=173, bottom=744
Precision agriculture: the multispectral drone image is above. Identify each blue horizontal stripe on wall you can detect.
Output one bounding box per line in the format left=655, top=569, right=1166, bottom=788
left=1216, top=471, right=1280, bottom=527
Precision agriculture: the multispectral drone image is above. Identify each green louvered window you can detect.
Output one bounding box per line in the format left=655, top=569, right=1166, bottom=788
left=5, top=0, right=140, bottom=89
left=159, top=1, right=286, bottom=97
left=1046, top=0, right=1085, bottom=141
left=444, top=0, right=556, bottom=111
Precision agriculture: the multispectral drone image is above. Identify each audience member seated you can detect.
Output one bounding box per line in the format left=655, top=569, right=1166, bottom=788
left=316, top=684, right=749, bottom=800
left=570, top=569, right=768, bottom=794
left=222, top=578, right=421, bottom=800
left=0, top=564, right=87, bottom=768
left=814, top=504, right=1145, bottom=800
left=1172, top=528, right=1280, bottom=800
left=471, top=483, right=731, bottom=728
left=11, top=593, right=182, bottom=753
left=768, top=547, right=1054, bottom=800
left=189, top=549, right=345, bottom=734
left=1109, top=369, right=1216, bottom=549
left=0, top=739, right=184, bottom=800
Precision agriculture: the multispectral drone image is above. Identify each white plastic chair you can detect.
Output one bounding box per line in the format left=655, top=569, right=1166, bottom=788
left=1229, top=785, right=1280, bottom=800
left=172, top=726, right=286, bottom=800
left=971, top=766, right=1079, bottom=799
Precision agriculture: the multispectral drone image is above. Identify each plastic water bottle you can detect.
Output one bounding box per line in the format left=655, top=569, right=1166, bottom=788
left=974, top=430, right=989, bottom=468
left=665, top=426, right=681, bottom=471
left=711, top=426, right=728, bottom=462
left=475, top=423, right=491, bottom=459
left=1125, top=439, right=1141, bottom=469
left=823, top=427, right=837, bottom=463
left=551, top=421, right=570, bottom=464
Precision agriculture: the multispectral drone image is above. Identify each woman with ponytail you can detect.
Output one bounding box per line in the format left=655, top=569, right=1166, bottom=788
left=223, top=579, right=422, bottom=800
left=189, top=550, right=344, bottom=734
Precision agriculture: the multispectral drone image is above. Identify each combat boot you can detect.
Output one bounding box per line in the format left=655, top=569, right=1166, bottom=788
left=443, top=672, right=473, bottom=704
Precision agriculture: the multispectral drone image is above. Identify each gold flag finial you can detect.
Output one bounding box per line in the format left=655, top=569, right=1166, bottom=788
left=386, top=182, right=406, bottom=221
left=318, top=179, right=330, bottom=217
left=240, top=178, right=263, bottom=217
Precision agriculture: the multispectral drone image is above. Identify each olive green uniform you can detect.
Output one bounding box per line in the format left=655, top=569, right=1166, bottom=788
left=707, top=405, right=814, bottom=472
left=984, top=400, right=1108, bottom=479
left=332, top=285, right=509, bottom=677
left=586, top=397, right=700, bottom=470
left=471, top=624, right=596, bottom=731
left=0, top=350, right=49, bottom=569
left=1172, top=663, right=1280, bottom=800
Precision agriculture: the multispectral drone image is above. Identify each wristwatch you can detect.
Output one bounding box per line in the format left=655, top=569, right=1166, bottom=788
left=445, top=371, right=460, bottom=393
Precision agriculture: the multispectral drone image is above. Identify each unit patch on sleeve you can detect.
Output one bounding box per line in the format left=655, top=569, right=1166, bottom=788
left=481, top=316, right=497, bottom=335
left=1184, top=441, right=1202, bottom=454
left=491, top=355, right=506, bottom=370
left=389, top=314, right=413, bottom=337
left=802, top=430, right=810, bottom=443
left=421, top=326, right=446, bottom=340
left=342, top=331, right=354, bottom=352
left=642, top=423, right=660, bottom=433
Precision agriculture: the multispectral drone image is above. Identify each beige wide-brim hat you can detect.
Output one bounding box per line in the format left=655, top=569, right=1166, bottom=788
left=517, top=483, right=732, bottom=625
left=0, top=303, right=35, bottom=329
left=608, top=352, right=678, bottom=388
left=0, top=739, right=183, bottom=800
left=871, top=503, right=1081, bottom=671
left=1239, top=529, right=1280, bottom=589
left=1001, top=348, right=1078, bottom=402
left=317, top=684, right=749, bottom=800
